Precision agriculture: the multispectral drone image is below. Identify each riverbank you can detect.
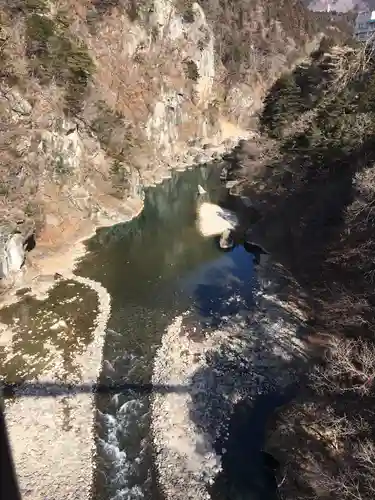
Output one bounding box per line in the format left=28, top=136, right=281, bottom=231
left=222, top=41, right=375, bottom=499
left=2, top=275, right=111, bottom=500
left=151, top=256, right=309, bottom=500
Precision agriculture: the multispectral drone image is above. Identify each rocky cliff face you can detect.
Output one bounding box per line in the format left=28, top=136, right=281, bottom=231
left=0, top=0, right=320, bottom=280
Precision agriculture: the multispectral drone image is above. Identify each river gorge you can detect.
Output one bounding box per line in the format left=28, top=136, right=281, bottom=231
left=1, top=161, right=308, bottom=500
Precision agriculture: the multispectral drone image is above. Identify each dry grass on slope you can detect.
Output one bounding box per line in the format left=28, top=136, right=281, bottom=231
left=0, top=1, right=152, bottom=227
left=266, top=334, right=375, bottom=500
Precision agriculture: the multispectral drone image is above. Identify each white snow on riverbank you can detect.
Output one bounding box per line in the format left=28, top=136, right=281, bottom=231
left=151, top=261, right=308, bottom=500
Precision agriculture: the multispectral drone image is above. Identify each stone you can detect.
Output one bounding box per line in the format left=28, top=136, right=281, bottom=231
left=239, top=195, right=252, bottom=208
left=0, top=232, right=25, bottom=278
left=50, top=319, right=68, bottom=331
left=219, top=229, right=235, bottom=250
left=194, top=154, right=206, bottom=164
left=243, top=237, right=269, bottom=266
left=1, top=88, right=32, bottom=115
left=220, top=166, right=229, bottom=181
left=225, top=180, right=240, bottom=190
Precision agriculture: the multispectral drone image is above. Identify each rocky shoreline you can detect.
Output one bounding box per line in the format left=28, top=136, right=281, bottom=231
left=0, top=126, right=254, bottom=309
left=151, top=258, right=309, bottom=500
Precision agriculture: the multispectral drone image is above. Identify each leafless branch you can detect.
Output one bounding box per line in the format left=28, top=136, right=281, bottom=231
left=311, top=337, right=375, bottom=395
left=325, top=42, right=375, bottom=92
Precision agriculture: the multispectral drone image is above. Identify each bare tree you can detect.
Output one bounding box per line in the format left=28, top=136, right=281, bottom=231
left=305, top=436, right=375, bottom=500
left=325, top=41, right=375, bottom=92
left=311, top=337, right=375, bottom=396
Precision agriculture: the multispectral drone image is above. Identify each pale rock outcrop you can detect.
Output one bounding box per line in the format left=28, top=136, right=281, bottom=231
left=0, top=232, right=24, bottom=278
left=145, top=2, right=217, bottom=154
left=0, top=86, right=32, bottom=116
left=38, top=127, right=82, bottom=175
left=0, top=219, right=35, bottom=280
left=146, top=90, right=185, bottom=156
left=196, top=201, right=239, bottom=238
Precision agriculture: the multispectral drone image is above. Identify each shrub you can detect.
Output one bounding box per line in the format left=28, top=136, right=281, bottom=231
left=261, top=73, right=304, bottom=137
left=87, top=0, right=149, bottom=25
left=91, top=101, right=142, bottom=163
left=4, top=0, right=49, bottom=14
left=260, top=52, right=336, bottom=138
left=183, top=59, right=199, bottom=81
left=110, top=159, right=130, bottom=198
left=176, top=0, right=195, bottom=22
left=26, top=13, right=55, bottom=61
left=25, top=13, right=94, bottom=114
left=91, top=101, right=124, bottom=150
left=24, top=0, right=49, bottom=13
left=24, top=200, right=45, bottom=235
left=53, top=154, right=70, bottom=176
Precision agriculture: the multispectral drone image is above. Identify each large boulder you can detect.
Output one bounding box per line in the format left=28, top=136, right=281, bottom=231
left=197, top=202, right=239, bottom=238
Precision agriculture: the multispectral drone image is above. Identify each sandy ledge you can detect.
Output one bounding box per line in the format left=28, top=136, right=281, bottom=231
left=151, top=260, right=308, bottom=500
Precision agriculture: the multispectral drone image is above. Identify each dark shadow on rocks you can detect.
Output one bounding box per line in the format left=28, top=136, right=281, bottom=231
left=225, top=134, right=375, bottom=340
left=0, top=404, right=22, bottom=500
left=230, top=135, right=375, bottom=270
left=1, top=381, right=191, bottom=399
left=0, top=379, right=192, bottom=500
left=186, top=289, right=308, bottom=499
left=265, top=384, right=375, bottom=500
left=24, top=232, right=36, bottom=252
left=188, top=331, right=306, bottom=442
left=209, top=394, right=294, bottom=500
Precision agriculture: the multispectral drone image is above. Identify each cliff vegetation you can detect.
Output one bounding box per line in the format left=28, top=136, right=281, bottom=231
left=232, top=37, right=375, bottom=500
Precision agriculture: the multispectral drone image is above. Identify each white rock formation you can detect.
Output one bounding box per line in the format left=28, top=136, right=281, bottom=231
left=196, top=202, right=239, bottom=237
left=0, top=233, right=25, bottom=278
